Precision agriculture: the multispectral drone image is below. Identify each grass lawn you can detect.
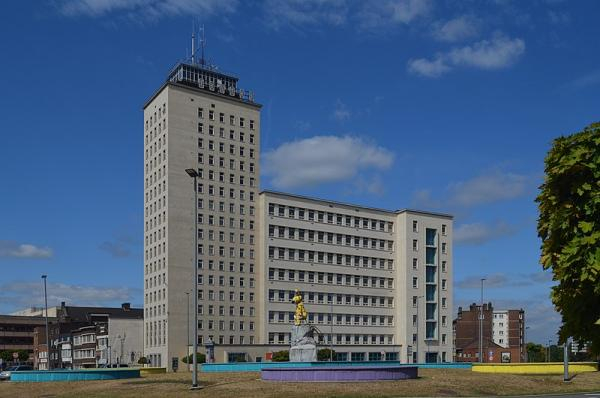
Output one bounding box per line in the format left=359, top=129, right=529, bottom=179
left=0, top=368, right=599, bottom=398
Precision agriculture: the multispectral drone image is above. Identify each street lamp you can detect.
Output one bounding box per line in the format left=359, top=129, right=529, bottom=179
left=41, top=275, right=50, bottom=370
left=185, top=168, right=201, bottom=390
left=547, top=339, right=552, bottom=363
left=479, top=278, right=486, bottom=363
left=415, top=295, right=424, bottom=364
left=329, top=297, right=334, bottom=362
left=524, top=326, right=530, bottom=362
left=186, top=291, right=190, bottom=364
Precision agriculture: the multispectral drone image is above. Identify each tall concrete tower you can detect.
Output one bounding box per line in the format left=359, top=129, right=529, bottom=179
left=143, top=57, right=261, bottom=369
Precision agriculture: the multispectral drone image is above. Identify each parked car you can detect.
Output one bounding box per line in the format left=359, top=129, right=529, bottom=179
left=0, top=365, right=33, bottom=381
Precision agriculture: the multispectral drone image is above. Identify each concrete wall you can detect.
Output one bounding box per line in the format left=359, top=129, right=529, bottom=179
left=108, top=318, right=143, bottom=366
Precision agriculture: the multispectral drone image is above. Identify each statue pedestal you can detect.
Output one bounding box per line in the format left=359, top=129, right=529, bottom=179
left=290, top=344, right=317, bottom=362
left=290, top=324, right=317, bottom=362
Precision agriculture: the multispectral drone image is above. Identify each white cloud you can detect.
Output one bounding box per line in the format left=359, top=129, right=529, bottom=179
left=333, top=99, right=351, bottom=121
left=58, top=0, right=237, bottom=19
left=388, top=0, right=431, bottom=24
left=407, top=57, right=450, bottom=78
left=447, top=171, right=529, bottom=207
left=358, top=0, right=431, bottom=29
left=433, top=15, right=480, bottom=42
left=408, top=33, right=525, bottom=77
left=412, top=170, right=532, bottom=210
left=0, top=281, right=140, bottom=311
left=456, top=272, right=554, bottom=289
left=0, top=240, right=53, bottom=259
left=448, top=33, right=525, bottom=69
left=454, top=221, right=516, bottom=245
left=263, top=135, right=394, bottom=189
left=263, top=0, right=348, bottom=29
left=456, top=273, right=510, bottom=289
left=566, top=69, right=600, bottom=89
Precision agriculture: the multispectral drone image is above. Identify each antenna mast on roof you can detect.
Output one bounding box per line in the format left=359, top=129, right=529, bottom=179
left=199, top=24, right=206, bottom=66
left=191, top=21, right=196, bottom=64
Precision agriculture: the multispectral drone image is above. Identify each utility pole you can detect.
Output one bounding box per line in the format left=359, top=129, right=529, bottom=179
left=479, top=278, right=486, bottom=363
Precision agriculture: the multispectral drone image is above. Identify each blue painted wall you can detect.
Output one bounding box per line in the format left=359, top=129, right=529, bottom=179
left=201, top=361, right=472, bottom=372
left=9, top=368, right=141, bottom=382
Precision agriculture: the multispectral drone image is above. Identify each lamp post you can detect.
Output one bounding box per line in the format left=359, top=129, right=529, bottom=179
left=563, top=337, right=569, bottom=382
left=329, top=298, right=334, bottom=362
left=415, top=295, right=424, bottom=364
left=479, top=278, right=486, bottom=363
left=186, top=291, right=190, bottom=368
left=524, top=326, right=530, bottom=362
left=185, top=168, right=201, bottom=390
left=41, top=275, right=50, bottom=370
left=547, top=339, right=552, bottom=363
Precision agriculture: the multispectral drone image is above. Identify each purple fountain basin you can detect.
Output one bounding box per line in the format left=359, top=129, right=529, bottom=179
left=261, top=365, right=418, bottom=382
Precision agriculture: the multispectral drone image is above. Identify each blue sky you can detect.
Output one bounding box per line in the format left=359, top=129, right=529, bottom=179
left=1, top=0, right=599, bottom=344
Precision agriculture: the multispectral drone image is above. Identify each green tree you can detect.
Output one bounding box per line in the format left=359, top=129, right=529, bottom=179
left=181, top=353, right=206, bottom=364
left=536, top=122, right=600, bottom=353
left=526, top=343, right=546, bottom=362
left=317, top=348, right=336, bottom=361
left=137, top=356, right=149, bottom=365
left=16, top=350, right=28, bottom=362
left=0, top=351, right=13, bottom=363
left=271, top=351, right=289, bottom=362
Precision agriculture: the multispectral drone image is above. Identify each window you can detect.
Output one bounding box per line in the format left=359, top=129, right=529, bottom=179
left=442, top=224, right=447, bottom=236
left=198, top=108, right=203, bottom=118
left=412, top=296, right=417, bottom=307
left=412, top=258, right=418, bottom=270
left=412, top=277, right=418, bottom=289
left=412, top=239, right=418, bottom=251
left=413, top=220, right=418, bottom=232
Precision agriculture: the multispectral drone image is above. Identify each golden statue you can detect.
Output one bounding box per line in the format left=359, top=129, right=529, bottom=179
left=292, top=289, right=308, bottom=326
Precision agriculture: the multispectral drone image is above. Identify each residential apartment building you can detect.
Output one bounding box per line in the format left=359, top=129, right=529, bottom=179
left=143, top=59, right=260, bottom=368
left=27, top=302, right=143, bottom=369
left=143, top=55, right=453, bottom=368
left=0, top=315, right=55, bottom=365
left=454, top=303, right=525, bottom=363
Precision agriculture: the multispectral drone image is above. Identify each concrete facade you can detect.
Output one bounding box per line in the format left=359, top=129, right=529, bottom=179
left=143, top=61, right=453, bottom=369
left=257, top=191, right=453, bottom=364
left=143, top=62, right=261, bottom=369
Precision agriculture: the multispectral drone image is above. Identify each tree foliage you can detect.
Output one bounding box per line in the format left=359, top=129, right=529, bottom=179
left=271, top=351, right=289, bottom=362
left=181, top=353, right=206, bottom=364
left=536, top=122, right=600, bottom=353
left=317, top=348, right=336, bottom=361
left=0, top=350, right=28, bottom=362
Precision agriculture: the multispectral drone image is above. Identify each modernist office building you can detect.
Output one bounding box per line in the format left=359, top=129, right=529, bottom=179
left=257, top=191, right=453, bottom=364
left=143, top=57, right=453, bottom=368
